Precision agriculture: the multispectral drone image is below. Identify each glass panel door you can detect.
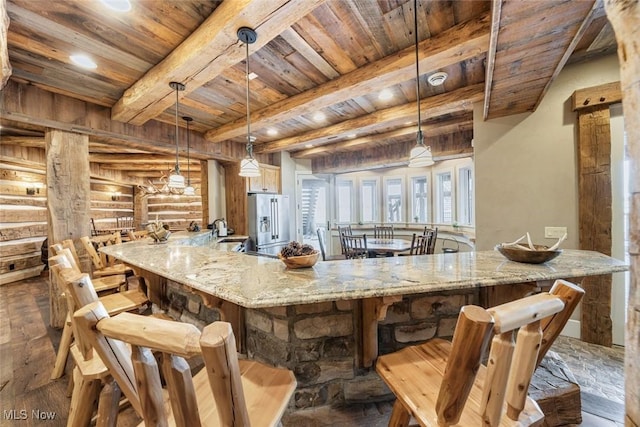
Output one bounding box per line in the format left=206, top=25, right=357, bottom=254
left=297, top=174, right=331, bottom=250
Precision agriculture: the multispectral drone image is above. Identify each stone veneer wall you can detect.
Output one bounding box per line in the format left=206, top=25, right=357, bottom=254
left=161, top=279, right=478, bottom=411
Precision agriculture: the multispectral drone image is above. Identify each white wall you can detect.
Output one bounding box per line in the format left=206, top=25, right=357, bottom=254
left=207, top=160, right=226, bottom=225
left=474, top=54, right=625, bottom=342
left=474, top=54, right=622, bottom=251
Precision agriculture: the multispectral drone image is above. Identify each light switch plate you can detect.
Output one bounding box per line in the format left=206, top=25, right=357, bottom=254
left=545, top=226, right=567, bottom=238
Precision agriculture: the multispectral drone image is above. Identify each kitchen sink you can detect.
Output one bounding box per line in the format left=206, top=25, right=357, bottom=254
left=217, top=236, right=248, bottom=243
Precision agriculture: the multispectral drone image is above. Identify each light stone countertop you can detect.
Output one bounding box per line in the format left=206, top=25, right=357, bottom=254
left=101, top=232, right=628, bottom=308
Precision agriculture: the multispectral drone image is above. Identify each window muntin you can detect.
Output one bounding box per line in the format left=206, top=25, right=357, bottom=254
left=436, top=172, right=452, bottom=223
left=411, top=176, right=428, bottom=223
left=385, top=178, right=403, bottom=223
left=336, top=179, right=354, bottom=223
left=458, top=167, right=473, bottom=225
left=360, top=179, right=378, bottom=223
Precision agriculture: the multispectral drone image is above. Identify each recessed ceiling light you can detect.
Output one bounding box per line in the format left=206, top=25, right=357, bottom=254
left=267, top=128, right=278, bottom=136
left=378, top=89, right=393, bottom=101
left=101, top=0, right=131, bottom=12
left=70, top=54, right=97, bottom=69
left=427, top=71, right=448, bottom=86
left=313, top=112, right=326, bottom=122
left=305, top=144, right=313, bottom=148
left=347, top=134, right=357, bottom=139
left=248, top=72, right=258, bottom=80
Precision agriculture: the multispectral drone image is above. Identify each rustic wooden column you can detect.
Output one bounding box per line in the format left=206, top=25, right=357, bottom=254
left=133, top=186, right=148, bottom=229
left=200, top=160, right=209, bottom=227
left=0, top=0, right=11, bottom=88
left=572, top=82, right=622, bottom=346
left=604, top=1, right=640, bottom=424
left=46, top=129, right=91, bottom=327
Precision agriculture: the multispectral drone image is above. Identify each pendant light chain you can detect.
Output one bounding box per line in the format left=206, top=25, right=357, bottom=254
left=175, top=84, right=181, bottom=173
left=245, top=40, right=252, bottom=157
left=414, top=0, right=423, bottom=144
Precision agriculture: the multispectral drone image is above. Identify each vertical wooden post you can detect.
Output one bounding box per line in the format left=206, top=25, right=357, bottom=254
left=134, top=186, right=148, bottom=230
left=200, top=160, right=209, bottom=226
left=603, top=1, right=640, bottom=424
left=576, top=107, right=613, bottom=346
left=46, top=129, right=91, bottom=327
left=0, top=0, right=11, bottom=88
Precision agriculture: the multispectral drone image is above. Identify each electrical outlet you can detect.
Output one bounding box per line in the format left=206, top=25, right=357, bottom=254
left=545, top=226, right=567, bottom=239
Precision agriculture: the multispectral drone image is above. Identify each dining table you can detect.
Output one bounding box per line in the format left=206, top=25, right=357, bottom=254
left=366, top=238, right=413, bottom=255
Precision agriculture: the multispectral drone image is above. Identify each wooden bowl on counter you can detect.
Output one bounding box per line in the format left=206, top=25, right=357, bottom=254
left=495, top=244, right=562, bottom=264
left=278, top=252, right=319, bottom=269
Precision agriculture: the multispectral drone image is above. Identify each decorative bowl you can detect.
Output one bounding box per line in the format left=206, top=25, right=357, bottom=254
left=278, top=252, right=319, bottom=269
left=495, top=244, right=562, bottom=264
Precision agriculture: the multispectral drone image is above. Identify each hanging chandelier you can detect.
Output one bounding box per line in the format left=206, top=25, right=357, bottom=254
left=237, top=26, right=261, bottom=178
left=183, top=116, right=196, bottom=196
left=137, top=82, right=191, bottom=196
left=408, top=0, right=434, bottom=168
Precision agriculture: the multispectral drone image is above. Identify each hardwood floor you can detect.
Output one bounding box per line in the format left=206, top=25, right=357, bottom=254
left=0, top=274, right=625, bottom=426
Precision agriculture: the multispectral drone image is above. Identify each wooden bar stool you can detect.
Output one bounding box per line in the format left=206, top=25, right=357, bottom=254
left=74, top=301, right=297, bottom=426
left=376, top=279, right=584, bottom=426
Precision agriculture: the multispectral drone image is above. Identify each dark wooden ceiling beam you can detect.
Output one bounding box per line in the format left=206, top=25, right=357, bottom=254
left=111, top=0, right=328, bottom=125
left=0, top=80, right=244, bottom=162
left=255, top=84, right=483, bottom=154
left=291, top=118, right=473, bottom=159
left=310, top=130, right=474, bottom=174
left=89, top=154, right=201, bottom=165
left=205, top=12, right=490, bottom=144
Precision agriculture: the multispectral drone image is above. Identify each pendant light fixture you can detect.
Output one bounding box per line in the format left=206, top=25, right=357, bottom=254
left=408, top=0, right=434, bottom=168
left=237, top=26, right=261, bottom=178
left=182, top=116, right=196, bottom=196
left=168, top=81, right=186, bottom=190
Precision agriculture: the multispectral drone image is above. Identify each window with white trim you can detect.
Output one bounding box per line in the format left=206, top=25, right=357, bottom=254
left=360, top=179, right=378, bottom=223
left=436, top=172, right=452, bottom=223
left=336, top=179, right=354, bottom=223
left=385, top=178, right=403, bottom=223
left=458, top=167, right=473, bottom=225
left=410, top=176, right=429, bottom=223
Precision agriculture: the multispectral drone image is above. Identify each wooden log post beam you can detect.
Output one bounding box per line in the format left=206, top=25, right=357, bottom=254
left=572, top=81, right=623, bottom=347
left=46, top=129, right=91, bottom=327
left=361, top=295, right=402, bottom=368
left=133, top=186, right=148, bottom=231
left=604, top=1, right=640, bottom=424
left=200, top=160, right=209, bottom=227
left=0, top=0, right=11, bottom=88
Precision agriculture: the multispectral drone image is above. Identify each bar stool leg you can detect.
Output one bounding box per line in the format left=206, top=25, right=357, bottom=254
left=67, top=366, right=101, bottom=427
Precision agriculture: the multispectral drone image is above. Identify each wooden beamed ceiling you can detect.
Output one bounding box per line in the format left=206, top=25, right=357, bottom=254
left=1, top=0, right=616, bottom=174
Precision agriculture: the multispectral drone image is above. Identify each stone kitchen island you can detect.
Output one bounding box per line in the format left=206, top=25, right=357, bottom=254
left=101, top=232, right=627, bottom=414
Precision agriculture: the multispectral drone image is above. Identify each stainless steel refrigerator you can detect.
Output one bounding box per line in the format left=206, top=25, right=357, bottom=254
left=247, top=193, right=290, bottom=256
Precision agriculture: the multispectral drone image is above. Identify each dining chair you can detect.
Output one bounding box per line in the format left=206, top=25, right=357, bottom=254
left=342, top=234, right=369, bottom=259
left=372, top=225, right=395, bottom=257
left=399, top=233, right=429, bottom=256
left=374, top=224, right=394, bottom=239
left=337, top=225, right=353, bottom=255
left=424, top=227, right=438, bottom=254
left=74, top=301, right=297, bottom=427
left=116, top=216, right=134, bottom=229
left=376, top=279, right=584, bottom=427
left=316, top=227, right=344, bottom=261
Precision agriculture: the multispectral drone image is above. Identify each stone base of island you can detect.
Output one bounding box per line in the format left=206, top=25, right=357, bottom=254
left=101, top=231, right=627, bottom=418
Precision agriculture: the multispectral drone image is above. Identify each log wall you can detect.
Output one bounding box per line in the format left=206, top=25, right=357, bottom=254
left=0, top=161, right=47, bottom=285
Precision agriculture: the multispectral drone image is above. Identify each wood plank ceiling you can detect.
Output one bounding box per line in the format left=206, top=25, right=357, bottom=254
left=0, top=0, right=617, bottom=180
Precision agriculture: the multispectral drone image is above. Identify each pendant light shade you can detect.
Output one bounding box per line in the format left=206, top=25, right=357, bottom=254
left=408, top=0, right=434, bottom=168
left=238, top=26, right=260, bottom=177
left=168, top=81, right=186, bottom=189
